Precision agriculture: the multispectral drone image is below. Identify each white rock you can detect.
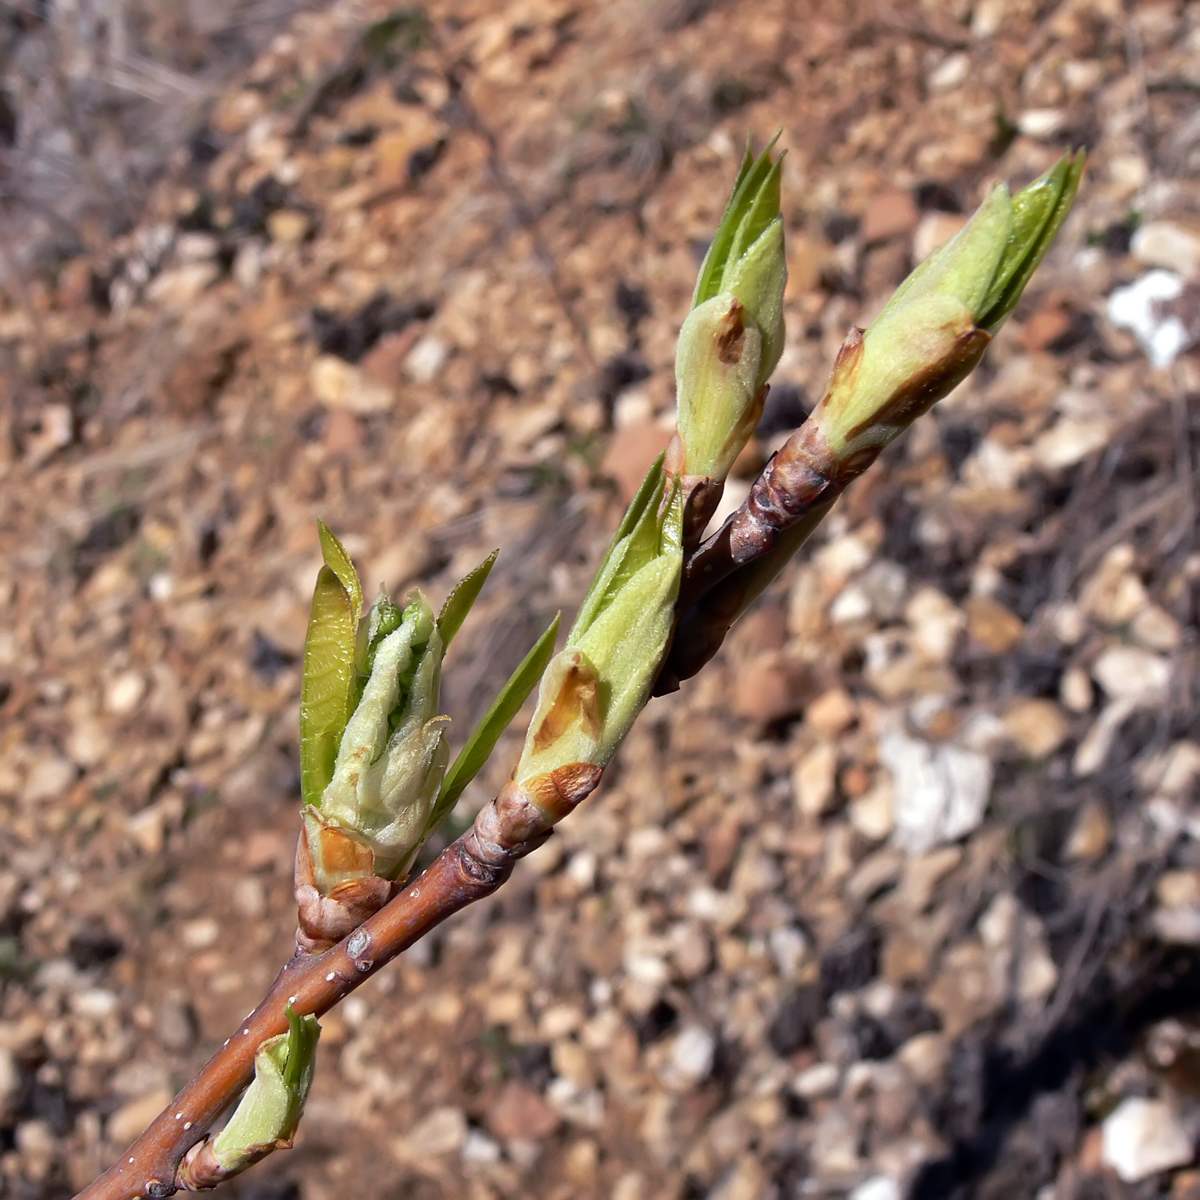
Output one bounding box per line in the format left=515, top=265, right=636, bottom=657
left=880, top=732, right=992, bottom=854
left=1033, top=418, right=1114, bottom=469
left=661, top=1026, right=715, bottom=1089
left=23, top=755, right=77, bottom=803
left=1101, top=1097, right=1193, bottom=1182
left=105, top=670, right=146, bottom=716
left=310, top=355, right=393, bottom=413
left=145, top=262, right=219, bottom=306
left=768, top=925, right=810, bottom=977
left=850, top=1177, right=901, bottom=1200
left=1092, top=645, right=1170, bottom=704
left=1107, top=271, right=1191, bottom=368
left=929, top=52, right=969, bottom=91
left=1158, top=742, right=1200, bottom=797
left=107, top=1089, right=174, bottom=1148
left=792, top=1062, right=840, bottom=1099
left=1131, top=604, right=1182, bottom=652
left=686, top=887, right=748, bottom=931
left=395, top=1106, right=467, bottom=1159
left=461, top=1128, right=501, bottom=1166
left=906, top=587, right=964, bottom=664
left=1073, top=699, right=1136, bottom=776
left=180, top=917, right=219, bottom=949
left=405, top=335, right=450, bottom=383
left=1132, top=221, right=1200, bottom=282
left=793, top=742, right=839, bottom=817
left=1017, top=108, right=1068, bottom=140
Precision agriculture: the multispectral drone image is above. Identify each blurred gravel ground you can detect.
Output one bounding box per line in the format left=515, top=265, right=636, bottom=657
left=1, top=2, right=1199, bottom=1199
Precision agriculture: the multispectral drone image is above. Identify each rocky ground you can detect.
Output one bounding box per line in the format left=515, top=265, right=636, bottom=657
left=1, top=1, right=1199, bottom=1198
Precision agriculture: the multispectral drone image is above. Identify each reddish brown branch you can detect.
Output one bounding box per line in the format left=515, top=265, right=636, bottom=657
left=74, top=773, right=596, bottom=1200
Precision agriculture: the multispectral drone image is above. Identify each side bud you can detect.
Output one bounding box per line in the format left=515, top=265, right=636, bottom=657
left=515, top=459, right=683, bottom=818
left=179, top=1006, right=319, bottom=1188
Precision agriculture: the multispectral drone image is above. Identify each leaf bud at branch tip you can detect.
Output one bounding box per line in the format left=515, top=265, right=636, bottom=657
left=810, top=150, right=1084, bottom=465
left=672, top=134, right=787, bottom=536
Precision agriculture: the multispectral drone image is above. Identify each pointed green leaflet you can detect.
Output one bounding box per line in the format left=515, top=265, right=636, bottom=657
left=437, top=549, right=499, bottom=649
left=300, top=524, right=365, bottom=807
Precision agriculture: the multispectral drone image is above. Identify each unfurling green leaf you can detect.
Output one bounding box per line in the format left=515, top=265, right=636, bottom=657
left=317, top=590, right=449, bottom=882
left=437, top=549, right=498, bottom=649
left=211, top=1006, right=320, bottom=1173
left=300, top=524, right=365, bottom=807
left=435, top=613, right=560, bottom=821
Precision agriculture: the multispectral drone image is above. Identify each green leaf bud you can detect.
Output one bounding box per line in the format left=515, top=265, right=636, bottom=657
left=676, top=135, right=787, bottom=481
left=515, top=460, right=683, bottom=805
left=812, top=150, right=1083, bottom=463
left=211, top=1006, right=319, bottom=1174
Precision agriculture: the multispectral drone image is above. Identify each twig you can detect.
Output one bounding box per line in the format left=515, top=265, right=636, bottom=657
left=74, top=770, right=598, bottom=1200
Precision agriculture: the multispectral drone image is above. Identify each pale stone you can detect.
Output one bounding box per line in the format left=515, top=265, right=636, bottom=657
left=880, top=732, right=992, bottom=854
left=395, top=1106, right=467, bottom=1159
left=1060, top=666, right=1093, bottom=713
left=768, top=926, right=809, bottom=977
left=1003, top=698, right=1071, bottom=758
left=1064, top=801, right=1112, bottom=861
left=1157, top=870, right=1200, bottom=909
left=805, top=687, right=857, bottom=738
left=1131, top=604, right=1182, bottom=651
left=23, top=755, right=77, bottom=803
left=405, top=335, right=449, bottom=383
left=1074, top=699, right=1136, bottom=776
left=686, top=887, right=747, bottom=931
left=1101, top=1098, right=1193, bottom=1182
left=105, top=670, right=146, bottom=716
left=1033, top=418, right=1115, bottom=469
left=660, top=1025, right=715, bottom=1090
left=850, top=779, right=895, bottom=842
left=792, top=1062, right=840, bottom=1099
left=928, top=52, right=969, bottom=91
left=107, top=1088, right=174, bottom=1148
left=310, top=355, right=394, bottom=413
left=906, top=586, right=964, bottom=664
left=1157, top=742, right=1200, bottom=797
left=793, top=742, right=839, bottom=817
left=1108, top=270, right=1191, bottom=368
left=266, top=209, right=309, bottom=243
left=897, top=1032, right=948, bottom=1086
left=145, top=262, right=219, bottom=306
left=1132, top=221, right=1200, bottom=282
left=1092, top=645, right=1170, bottom=704
left=1017, top=108, right=1068, bottom=140
left=180, top=917, right=219, bottom=949
left=1051, top=602, right=1088, bottom=646
left=1081, top=546, right=1149, bottom=625
left=851, top=1176, right=901, bottom=1200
